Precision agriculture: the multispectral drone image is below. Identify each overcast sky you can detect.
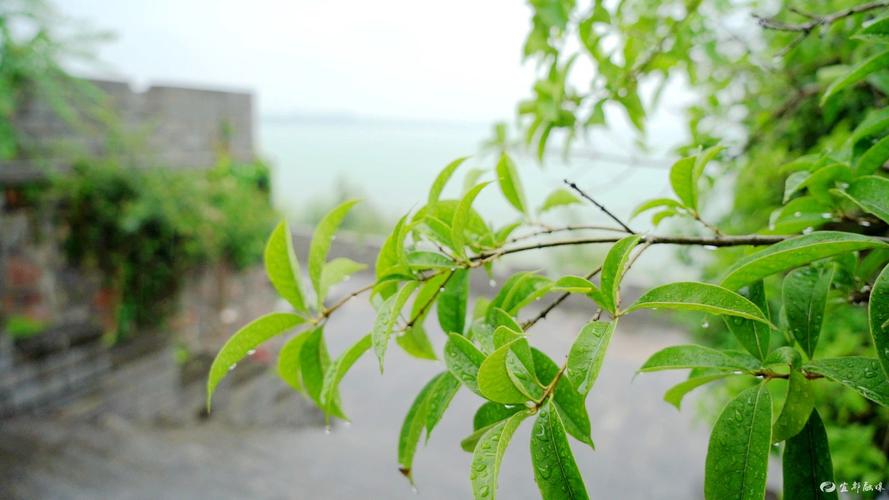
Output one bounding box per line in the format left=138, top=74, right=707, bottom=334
left=57, top=0, right=538, bottom=122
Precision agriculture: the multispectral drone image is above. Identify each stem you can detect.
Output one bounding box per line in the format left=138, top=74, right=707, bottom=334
left=522, top=265, right=603, bottom=330
left=754, top=1, right=889, bottom=33
left=321, top=282, right=374, bottom=319
left=565, top=179, right=636, bottom=234
left=508, top=224, right=630, bottom=244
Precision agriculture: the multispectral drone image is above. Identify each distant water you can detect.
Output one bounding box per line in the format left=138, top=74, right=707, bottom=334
left=259, top=113, right=699, bottom=283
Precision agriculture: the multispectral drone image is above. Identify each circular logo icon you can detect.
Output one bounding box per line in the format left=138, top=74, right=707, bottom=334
left=820, top=482, right=836, bottom=493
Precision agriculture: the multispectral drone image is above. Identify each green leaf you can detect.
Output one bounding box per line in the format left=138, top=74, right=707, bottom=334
left=318, top=257, right=367, bottom=307
left=462, top=403, right=524, bottom=452
left=783, top=266, right=834, bottom=358
left=772, top=371, right=815, bottom=443
left=300, top=327, right=346, bottom=419
left=428, top=156, right=469, bottom=203
left=277, top=329, right=312, bottom=392
left=493, top=325, right=522, bottom=349
left=375, top=215, right=409, bottom=299
left=533, top=348, right=594, bottom=447
left=835, top=175, right=889, bottom=223
left=723, top=281, right=771, bottom=360
left=663, top=373, right=731, bottom=410
left=486, top=272, right=553, bottom=321
left=821, top=48, right=889, bottom=105
left=470, top=410, right=528, bottom=500
left=539, top=188, right=581, bottom=213
left=855, top=15, right=889, bottom=42
left=398, top=372, right=460, bottom=481
left=626, top=282, right=775, bottom=327
left=372, top=281, right=419, bottom=371
left=478, top=339, right=537, bottom=404
left=871, top=264, right=889, bottom=379
left=720, top=232, right=887, bottom=290
left=396, top=324, right=438, bottom=360
left=451, top=182, right=492, bottom=258
left=406, top=251, right=455, bottom=270
left=782, top=409, right=837, bottom=500
left=854, top=135, right=889, bottom=176
left=668, top=146, right=722, bottom=211
left=207, top=312, right=305, bottom=410
left=319, top=334, right=372, bottom=416
left=530, top=401, right=590, bottom=500
left=783, top=171, right=810, bottom=204
left=444, top=333, right=487, bottom=396
left=630, top=197, right=683, bottom=219
left=804, top=357, right=889, bottom=406
left=766, top=196, right=831, bottom=234
left=640, top=344, right=761, bottom=372
left=496, top=153, right=528, bottom=215
left=308, top=199, right=359, bottom=296
left=852, top=106, right=889, bottom=143
left=566, top=320, right=616, bottom=395
left=704, top=384, right=772, bottom=500
left=438, top=269, right=470, bottom=334
left=600, top=235, right=641, bottom=313
left=264, top=221, right=308, bottom=313
left=505, top=342, right=545, bottom=400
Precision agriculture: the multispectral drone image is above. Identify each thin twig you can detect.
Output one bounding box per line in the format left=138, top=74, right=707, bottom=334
left=507, top=225, right=630, bottom=244
left=564, top=179, right=636, bottom=234
left=753, top=0, right=889, bottom=33
left=522, top=265, right=603, bottom=330
left=321, top=282, right=375, bottom=318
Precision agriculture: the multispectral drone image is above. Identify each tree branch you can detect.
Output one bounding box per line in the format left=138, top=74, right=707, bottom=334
left=522, top=265, right=603, bottom=330
left=753, top=1, right=889, bottom=33
left=564, top=179, right=636, bottom=234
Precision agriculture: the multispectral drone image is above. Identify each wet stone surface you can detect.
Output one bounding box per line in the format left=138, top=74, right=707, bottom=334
left=0, top=274, right=778, bottom=499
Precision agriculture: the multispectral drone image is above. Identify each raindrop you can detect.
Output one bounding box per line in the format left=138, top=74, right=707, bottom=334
left=247, top=349, right=256, bottom=356
left=489, top=279, right=497, bottom=288
left=449, top=267, right=456, bottom=271
left=793, top=211, right=802, bottom=217
left=860, top=220, right=872, bottom=227
left=324, top=425, right=332, bottom=435
left=821, top=213, right=833, bottom=219
left=331, top=235, right=337, bottom=240
left=411, top=485, right=419, bottom=495
left=524, top=401, right=536, bottom=408
left=439, top=287, right=446, bottom=292
left=228, top=363, right=237, bottom=371
left=701, top=320, right=710, bottom=329
left=802, top=227, right=814, bottom=234
left=703, top=245, right=718, bottom=251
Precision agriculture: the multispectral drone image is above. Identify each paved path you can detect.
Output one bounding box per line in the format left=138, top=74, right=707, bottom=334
left=1, top=277, right=740, bottom=499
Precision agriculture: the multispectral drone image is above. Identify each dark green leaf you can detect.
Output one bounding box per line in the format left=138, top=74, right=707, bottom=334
left=836, top=175, right=889, bottom=224
left=782, top=409, right=837, bottom=500
left=444, top=333, right=487, bottom=396
left=804, top=357, right=889, bottom=406
left=663, top=373, right=731, bottom=410
left=704, top=384, right=772, bottom=500
left=871, top=264, right=889, bottom=379
left=530, top=401, right=590, bottom=500
left=438, top=269, right=470, bottom=335
left=821, top=49, right=889, bottom=105
left=533, top=348, right=593, bottom=447
left=207, top=312, right=305, bottom=410
left=723, top=281, right=771, bottom=360
left=772, top=371, right=815, bottom=443
left=855, top=135, right=889, bottom=176
left=783, top=266, right=834, bottom=358
left=600, top=235, right=642, bottom=313
left=720, top=232, right=886, bottom=290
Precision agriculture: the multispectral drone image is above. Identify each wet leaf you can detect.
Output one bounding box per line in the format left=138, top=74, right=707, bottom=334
left=821, top=49, right=889, bottom=105
left=600, top=235, right=642, bottom=313
left=470, top=410, right=528, bottom=500
left=428, top=156, right=470, bottom=203
left=530, top=401, right=589, bottom=500
left=640, top=344, right=761, bottom=372
left=772, top=371, right=815, bottom=443
left=496, top=153, right=528, bottom=215
left=804, top=357, right=889, bottom=406
left=871, top=264, right=889, bottom=379
left=663, top=373, right=731, bottom=410
left=723, top=281, right=771, bottom=360
left=308, top=199, right=359, bottom=296
left=783, top=265, right=834, bottom=358
left=320, top=334, right=372, bottom=416
left=264, top=220, right=308, bottom=313
left=566, top=320, right=616, bottom=395
left=438, top=269, right=470, bottom=334
left=626, top=282, right=774, bottom=327
left=371, top=281, right=419, bottom=371
left=444, top=333, right=487, bottom=396
left=782, top=409, right=837, bottom=500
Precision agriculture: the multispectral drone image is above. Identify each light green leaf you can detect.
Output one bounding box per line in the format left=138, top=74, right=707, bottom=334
left=505, top=344, right=544, bottom=401
left=782, top=410, right=837, bottom=500
left=530, top=401, right=590, bottom=500
left=852, top=107, right=889, bottom=142
left=438, top=269, right=470, bottom=334
left=764, top=346, right=802, bottom=369
left=308, top=199, right=359, bottom=296
left=462, top=403, right=524, bottom=452
left=375, top=215, right=409, bottom=299
left=766, top=196, right=831, bottom=234
left=784, top=164, right=851, bottom=203
left=855, top=15, right=889, bottom=43
left=451, top=182, right=492, bottom=258
left=772, top=371, right=815, bottom=443
left=783, top=171, right=810, bottom=204
left=783, top=265, right=834, bottom=358
left=566, top=320, right=617, bottom=395
left=398, top=372, right=459, bottom=482
left=600, top=235, right=642, bottom=313
left=723, top=281, right=771, bottom=360
left=630, top=197, right=683, bottom=219
left=264, top=221, right=308, bottom=313
left=496, top=153, right=528, bottom=215
left=319, top=334, right=372, bottom=416
left=486, top=272, right=553, bottom=320
left=478, top=339, right=536, bottom=404
left=428, top=156, right=470, bottom=203
left=704, top=384, right=772, bottom=500
left=300, top=327, right=346, bottom=419
left=720, top=231, right=887, bottom=290
left=663, top=373, right=731, bottom=410
left=854, top=135, right=889, bottom=176
left=669, top=155, right=697, bottom=209
left=318, top=257, right=367, bottom=307
left=835, top=175, right=889, bottom=224
left=371, top=281, right=419, bottom=371
left=493, top=325, right=522, bottom=349
left=539, top=188, right=581, bottom=213
left=821, top=49, right=889, bottom=105
left=406, top=251, right=455, bottom=270
left=871, top=264, right=889, bottom=379
left=640, top=344, right=761, bottom=372
left=804, top=357, right=889, bottom=406
left=533, top=348, right=593, bottom=447
left=276, top=329, right=312, bottom=393
left=207, top=312, right=305, bottom=410
left=470, top=410, right=528, bottom=500
left=444, top=333, right=487, bottom=396
left=626, top=282, right=775, bottom=327
left=396, top=324, right=438, bottom=360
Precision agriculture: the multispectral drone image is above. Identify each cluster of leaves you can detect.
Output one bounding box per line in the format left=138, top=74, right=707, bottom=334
left=54, top=159, right=275, bottom=340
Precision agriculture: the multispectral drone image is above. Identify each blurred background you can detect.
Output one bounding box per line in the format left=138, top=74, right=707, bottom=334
left=1, top=0, right=885, bottom=498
